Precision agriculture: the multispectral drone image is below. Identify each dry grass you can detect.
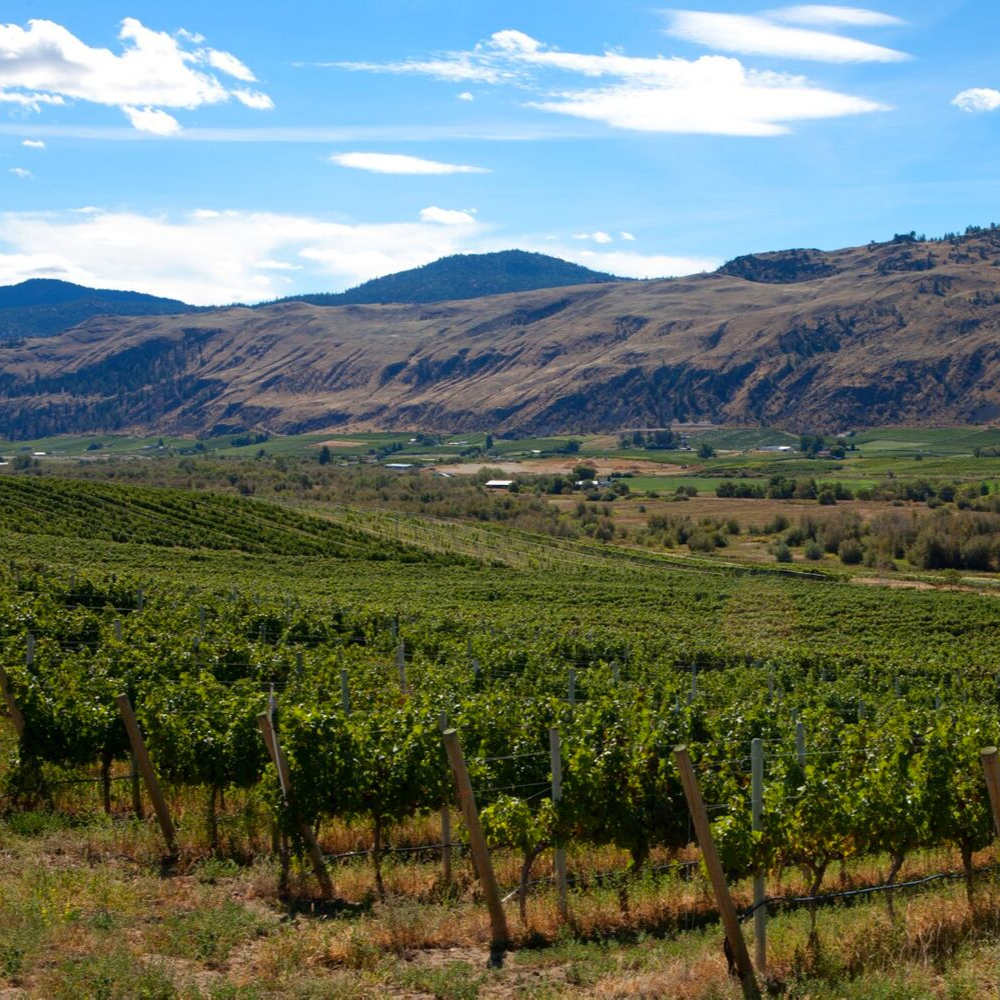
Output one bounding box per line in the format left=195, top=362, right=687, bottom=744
left=3, top=789, right=1000, bottom=998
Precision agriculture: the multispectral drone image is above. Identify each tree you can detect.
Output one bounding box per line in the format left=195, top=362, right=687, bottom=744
left=697, top=442, right=715, bottom=459
left=800, top=435, right=825, bottom=457
left=318, top=445, right=332, bottom=465
left=573, top=465, right=598, bottom=482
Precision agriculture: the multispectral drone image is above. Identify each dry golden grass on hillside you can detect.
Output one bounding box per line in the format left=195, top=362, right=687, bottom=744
left=6, top=232, right=1000, bottom=436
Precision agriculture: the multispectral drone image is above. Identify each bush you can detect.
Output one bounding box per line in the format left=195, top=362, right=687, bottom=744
left=818, top=490, right=837, bottom=505
left=773, top=543, right=793, bottom=563
left=687, top=531, right=713, bottom=553
left=804, top=540, right=824, bottom=561
left=783, top=526, right=806, bottom=547
left=838, top=539, right=864, bottom=565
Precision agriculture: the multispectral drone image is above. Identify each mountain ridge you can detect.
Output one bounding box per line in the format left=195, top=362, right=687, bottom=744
left=0, top=252, right=629, bottom=340
left=259, top=250, right=629, bottom=307
left=0, top=279, right=199, bottom=341
left=2, top=229, right=1000, bottom=437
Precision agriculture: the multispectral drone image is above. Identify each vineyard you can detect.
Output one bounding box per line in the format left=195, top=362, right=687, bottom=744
left=3, top=478, right=1000, bottom=997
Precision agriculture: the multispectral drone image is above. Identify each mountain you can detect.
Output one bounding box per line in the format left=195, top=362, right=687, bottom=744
left=2, top=230, right=1000, bottom=437
left=266, top=250, right=628, bottom=307
left=0, top=279, right=197, bottom=341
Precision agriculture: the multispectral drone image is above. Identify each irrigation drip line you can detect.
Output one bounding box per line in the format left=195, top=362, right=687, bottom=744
left=25, top=774, right=135, bottom=788
left=322, top=842, right=469, bottom=862
left=503, top=858, right=701, bottom=900
left=739, top=864, right=1000, bottom=921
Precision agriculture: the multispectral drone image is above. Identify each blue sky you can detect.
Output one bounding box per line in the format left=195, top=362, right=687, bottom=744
left=0, top=1, right=998, bottom=304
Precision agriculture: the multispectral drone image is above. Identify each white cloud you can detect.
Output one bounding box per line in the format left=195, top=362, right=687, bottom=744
left=206, top=49, right=257, bottom=82
left=330, top=151, right=489, bottom=174
left=769, top=6, right=904, bottom=27
left=555, top=247, right=719, bottom=278
left=335, top=54, right=518, bottom=85
left=666, top=11, right=909, bottom=63
left=0, top=208, right=491, bottom=304
left=0, top=205, right=718, bottom=304
left=21, top=139, right=45, bottom=148
left=9, top=167, right=32, bottom=179
left=574, top=231, right=615, bottom=244
left=952, top=88, right=1000, bottom=114
left=420, top=206, right=477, bottom=225
left=457, top=91, right=475, bottom=101
left=0, top=91, right=64, bottom=110
left=233, top=89, right=274, bottom=110
left=122, top=106, right=181, bottom=135
left=532, top=57, right=885, bottom=136
left=343, top=28, right=891, bottom=136
left=620, top=231, right=636, bottom=241
left=0, top=17, right=271, bottom=132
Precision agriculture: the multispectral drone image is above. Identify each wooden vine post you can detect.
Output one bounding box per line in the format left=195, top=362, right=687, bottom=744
left=439, top=711, right=453, bottom=886
left=550, top=727, right=568, bottom=921
left=980, top=747, right=1000, bottom=836
left=116, top=694, right=177, bottom=857
left=751, top=738, right=766, bottom=974
left=257, top=709, right=334, bottom=899
left=442, top=728, right=509, bottom=960
left=674, top=745, right=760, bottom=1000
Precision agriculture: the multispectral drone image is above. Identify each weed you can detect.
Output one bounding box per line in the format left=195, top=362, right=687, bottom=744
left=152, top=899, right=271, bottom=965
left=392, top=960, right=488, bottom=999
left=37, top=948, right=179, bottom=1000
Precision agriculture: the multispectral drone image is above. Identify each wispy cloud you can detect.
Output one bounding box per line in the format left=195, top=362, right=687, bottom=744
left=768, top=6, right=905, bottom=27
left=330, top=152, right=490, bottom=174
left=952, top=88, right=1000, bottom=113
left=21, top=139, right=45, bottom=149
left=0, top=122, right=604, bottom=143
left=665, top=10, right=909, bottom=63
left=0, top=17, right=272, bottom=134
left=574, top=231, right=615, bottom=244
left=420, top=206, right=477, bottom=224
left=9, top=167, right=32, bottom=179
left=338, top=27, right=891, bottom=136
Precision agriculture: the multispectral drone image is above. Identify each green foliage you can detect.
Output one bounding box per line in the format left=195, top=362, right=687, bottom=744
left=0, top=477, right=459, bottom=562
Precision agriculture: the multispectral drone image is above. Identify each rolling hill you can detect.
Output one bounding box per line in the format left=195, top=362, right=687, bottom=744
left=2, top=231, right=1000, bottom=437
left=264, top=250, right=628, bottom=307
left=0, top=279, right=198, bottom=341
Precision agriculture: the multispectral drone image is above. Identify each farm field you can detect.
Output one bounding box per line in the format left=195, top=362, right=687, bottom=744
left=1, top=468, right=1000, bottom=998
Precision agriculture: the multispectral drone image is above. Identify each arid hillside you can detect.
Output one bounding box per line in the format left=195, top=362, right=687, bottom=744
left=2, top=232, right=1000, bottom=437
